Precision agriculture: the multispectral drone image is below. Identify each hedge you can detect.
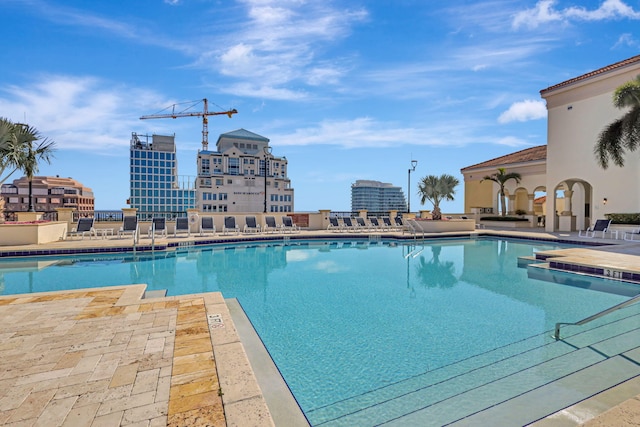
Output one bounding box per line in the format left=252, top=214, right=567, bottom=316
left=605, top=213, right=640, bottom=225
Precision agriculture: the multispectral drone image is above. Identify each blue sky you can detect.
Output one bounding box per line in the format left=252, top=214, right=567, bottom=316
left=1, top=0, right=639, bottom=212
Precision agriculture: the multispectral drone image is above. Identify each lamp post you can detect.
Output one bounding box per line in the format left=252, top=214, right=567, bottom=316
left=407, top=159, right=417, bottom=213
left=263, top=146, right=272, bottom=213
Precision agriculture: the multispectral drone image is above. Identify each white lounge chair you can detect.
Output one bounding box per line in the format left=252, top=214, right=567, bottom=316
left=69, top=217, right=96, bottom=240
left=264, top=216, right=279, bottom=233
left=624, top=227, right=640, bottom=241
left=222, top=216, right=239, bottom=235
left=578, top=219, right=611, bottom=238
left=118, top=216, right=138, bottom=239
left=148, top=217, right=167, bottom=238
left=244, top=216, right=261, bottom=234
left=174, top=217, right=190, bottom=237
left=200, top=217, right=215, bottom=236
left=281, top=216, right=299, bottom=233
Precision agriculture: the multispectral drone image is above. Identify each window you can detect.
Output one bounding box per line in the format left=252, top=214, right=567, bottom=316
left=215, top=178, right=223, bottom=186
left=201, top=158, right=210, bottom=175
left=228, top=158, right=239, bottom=175
left=219, top=193, right=228, bottom=200
left=227, top=179, right=233, bottom=184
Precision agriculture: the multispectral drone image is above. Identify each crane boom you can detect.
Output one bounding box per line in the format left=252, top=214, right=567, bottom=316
left=140, top=98, right=237, bottom=151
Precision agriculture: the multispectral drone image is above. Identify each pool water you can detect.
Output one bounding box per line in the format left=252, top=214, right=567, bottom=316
left=0, top=238, right=635, bottom=425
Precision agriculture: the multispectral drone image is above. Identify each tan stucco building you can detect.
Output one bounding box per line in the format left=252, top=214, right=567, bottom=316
left=462, top=54, right=640, bottom=232
left=1, top=176, right=95, bottom=213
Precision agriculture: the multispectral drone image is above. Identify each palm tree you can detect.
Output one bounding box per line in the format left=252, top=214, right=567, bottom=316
left=417, top=174, right=459, bottom=220
left=0, top=118, right=55, bottom=219
left=594, top=74, right=640, bottom=168
left=481, top=167, right=521, bottom=216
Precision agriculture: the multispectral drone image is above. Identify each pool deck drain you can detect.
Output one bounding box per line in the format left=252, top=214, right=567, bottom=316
left=0, top=228, right=639, bottom=426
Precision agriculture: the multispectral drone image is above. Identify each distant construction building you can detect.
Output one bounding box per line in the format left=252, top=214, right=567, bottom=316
left=196, top=129, right=294, bottom=213
left=1, top=176, right=94, bottom=213
left=351, top=180, right=407, bottom=212
left=129, top=133, right=196, bottom=216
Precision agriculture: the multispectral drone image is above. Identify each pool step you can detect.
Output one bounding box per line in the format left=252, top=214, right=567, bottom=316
left=308, top=304, right=640, bottom=426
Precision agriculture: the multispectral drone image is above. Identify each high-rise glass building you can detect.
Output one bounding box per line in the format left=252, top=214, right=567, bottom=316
left=351, top=180, right=407, bottom=212
left=129, top=133, right=196, bottom=217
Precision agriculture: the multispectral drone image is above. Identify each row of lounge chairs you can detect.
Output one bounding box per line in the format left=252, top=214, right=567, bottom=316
left=69, top=215, right=302, bottom=240
left=327, top=216, right=404, bottom=232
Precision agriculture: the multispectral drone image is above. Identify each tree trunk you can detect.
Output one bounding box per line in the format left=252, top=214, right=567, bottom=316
left=432, top=206, right=442, bottom=220
left=0, top=198, right=5, bottom=223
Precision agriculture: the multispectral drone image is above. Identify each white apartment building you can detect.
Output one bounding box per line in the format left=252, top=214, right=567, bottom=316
left=196, top=129, right=294, bottom=213
left=351, top=180, right=407, bottom=212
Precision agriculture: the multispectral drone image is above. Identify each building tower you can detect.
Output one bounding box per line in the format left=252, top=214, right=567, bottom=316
left=351, top=180, right=407, bottom=213
left=129, top=133, right=196, bottom=217
left=196, top=129, right=294, bottom=213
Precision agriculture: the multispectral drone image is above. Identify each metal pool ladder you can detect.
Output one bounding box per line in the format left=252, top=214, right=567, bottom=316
left=554, top=293, right=640, bottom=340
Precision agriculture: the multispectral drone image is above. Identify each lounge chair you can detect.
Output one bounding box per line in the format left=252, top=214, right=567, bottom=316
left=222, top=216, right=240, bottom=235
left=394, top=216, right=405, bottom=231
left=624, top=227, right=640, bottom=241
left=264, top=216, right=278, bottom=233
left=118, top=216, right=138, bottom=239
left=578, top=219, right=611, bottom=238
left=281, top=216, right=299, bottom=233
left=148, top=217, right=167, bottom=238
left=200, top=216, right=215, bottom=236
left=370, top=217, right=388, bottom=231
left=174, top=217, right=190, bottom=237
left=327, top=217, right=343, bottom=232
left=355, top=217, right=369, bottom=231
left=382, top=217, right=395, bottom=231
left=69, top=217, right=96, bottom=240
left=342, top=217, right=357, bottom=232
left=244, top=216, right=261, bottom=234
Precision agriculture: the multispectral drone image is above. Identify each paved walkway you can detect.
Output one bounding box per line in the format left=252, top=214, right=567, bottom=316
left=0, top=227, right=639, bottom=426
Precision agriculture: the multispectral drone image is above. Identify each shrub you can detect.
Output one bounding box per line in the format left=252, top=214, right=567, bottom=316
left=480, top=216, right=529, bottom=222
left=515, top=209, right=527, bottom=215
left=605, top=213, right=640, bottom=224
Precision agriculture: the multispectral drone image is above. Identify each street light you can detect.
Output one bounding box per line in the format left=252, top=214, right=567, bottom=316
left=263, top=146, right=272, bottom=213
left=407, top=159, right=417, bottom=213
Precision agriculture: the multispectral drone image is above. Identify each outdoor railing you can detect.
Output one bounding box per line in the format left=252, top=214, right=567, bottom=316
left=554, top=293, right=640, bottom=340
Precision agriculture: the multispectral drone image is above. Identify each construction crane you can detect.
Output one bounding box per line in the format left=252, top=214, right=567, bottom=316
left=140, top=98, right=237, bottom=151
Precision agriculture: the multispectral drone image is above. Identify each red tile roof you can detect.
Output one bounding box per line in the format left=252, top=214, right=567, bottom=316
left=540, top=55, right=640, bottom=95
left=461, top=145, right=546, bottom=172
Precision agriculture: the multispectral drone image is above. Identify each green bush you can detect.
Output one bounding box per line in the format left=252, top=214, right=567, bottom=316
left=480, top=216, right=529, bottom=222
left=605, top=213, right=640, bottom=224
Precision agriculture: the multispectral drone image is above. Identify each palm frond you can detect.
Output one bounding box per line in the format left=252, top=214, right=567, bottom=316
left=594, top=118, right=625, bottom=168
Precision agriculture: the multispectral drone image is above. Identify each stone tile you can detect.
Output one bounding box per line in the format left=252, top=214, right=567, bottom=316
left=61, top=401, right=100, bottom=427
left=109, top=363, right=139, bottom=389
left=122, top=401, right=168, bottom=425
left=33, top=395, right=77, bottom=427
left=7, top=388, right=56, bottom=424
left=224, top=395, right=274, bottom=427
left=168, top=405, right=226, bottom=427
left=96, top=391, right=156, bottom=417
left=89, top=359, right=120, bottom=382
left=132, top=369, right=160, bottom=396
left=167, top=390, right=221, bottom=416
left=90, top=410, right=124, bottom=427
left=144, top=337, right=165, bottom=355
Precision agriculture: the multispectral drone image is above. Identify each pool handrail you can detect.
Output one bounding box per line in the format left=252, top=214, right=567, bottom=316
left=554, top=293, right=640, bottom=340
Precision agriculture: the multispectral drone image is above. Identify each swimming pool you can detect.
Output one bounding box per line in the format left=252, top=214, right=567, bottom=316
left=1, top=237, right=637, bottom=425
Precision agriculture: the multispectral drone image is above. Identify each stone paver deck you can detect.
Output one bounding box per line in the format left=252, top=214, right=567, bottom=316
left=0, top=285, right=272, bottom=427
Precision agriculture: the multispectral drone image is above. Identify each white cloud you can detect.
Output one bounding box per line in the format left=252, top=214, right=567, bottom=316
left=0, top=75, right=161, bottom=153
left=613, top=33, right=639, bottom=48
left=498, top=100, right=547, bottom=123
left=513, top=0, right=640, bottom=29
